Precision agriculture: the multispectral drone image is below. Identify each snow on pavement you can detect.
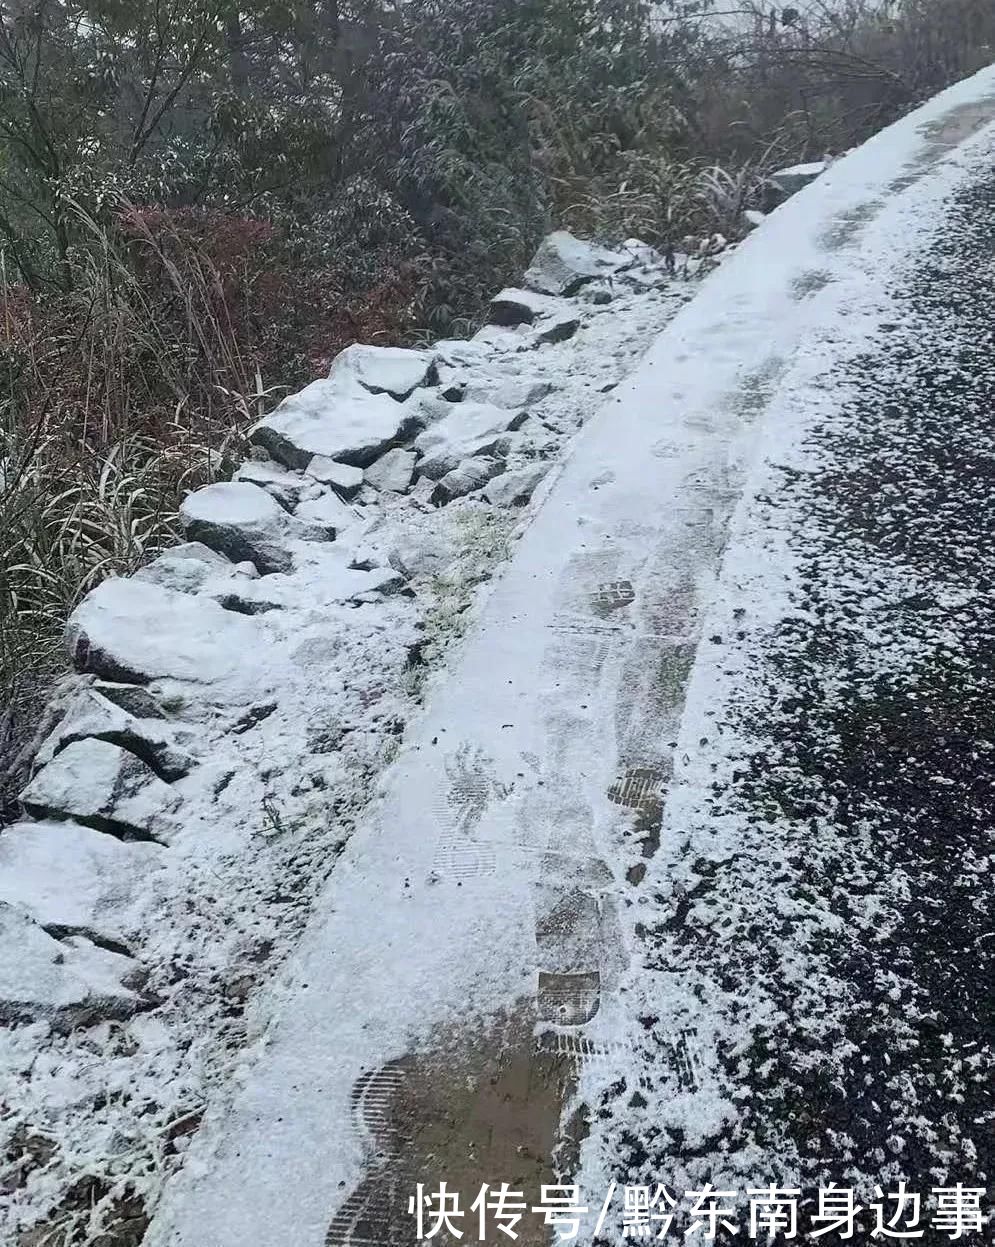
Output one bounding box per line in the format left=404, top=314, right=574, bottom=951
left=142, top=65, right=995, bottom=1247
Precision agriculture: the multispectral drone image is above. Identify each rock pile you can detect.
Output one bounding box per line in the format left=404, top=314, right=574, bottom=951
left=0, top=229, right=689, bottom=1033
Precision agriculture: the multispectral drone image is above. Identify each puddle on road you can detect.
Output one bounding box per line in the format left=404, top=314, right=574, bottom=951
left=326, top=1006, right=576, bottom=1247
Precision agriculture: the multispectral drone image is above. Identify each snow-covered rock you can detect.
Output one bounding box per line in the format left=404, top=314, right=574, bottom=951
left=487, top=287, right=559, bottom=327
left=92, top=680, right=168, bottom=720
left=771, top=160, right=827, bottom=197
left=136, top=548, right=258, bottom=595
left=328, top=344, right=436, bottom=398
left=0, top=820, right=162, bottom=946
left=233, top=459, right=316, bottom=509
left=401, top=389, right=453, bottom=428
left=471, top=324, right=525, bottom=352
left=20, top=739, right=176, bottom=842
left=34, top=687, right=198, bottom=781
left=696, top=232, right=728, bottom=257
left=620, top=238, right=666, bottom=266
left=293, top=490, right=362, bottom=537
left=514, top=416, right=560, bottom=458
left=303, top=457, right=364, bottom=498
left=431, top=456, right=506, bottom=505
left=364, top=448, right=416, bottom=493
left=387, top=531, right=451, bottom=580
left=433, top=337, right=499, bottom=368
left=437, top=371, right=467, bottom=402
left=180, top=480, right=317, bottom=574
left=530, top=311, right=581, bottom=345
left=351, top=567, right=408, bottom=601
left=463, top=377, right=555, bottom=409
left=578, top=281, right=615, bottom=306
left=212, top=565, right=387, bottom=612
left=250, top=378, right=422, bottom=469
left=414, top=403, right=526, bottom=480
left=482, top=463, right=550, bottom=507
left=523, top=230, right=623, bottom=296
left=0, top=903, right=142, bottom=1030
left=66, top=577, right=260, bottom=685
left=168, top=542, right=231, bottom=566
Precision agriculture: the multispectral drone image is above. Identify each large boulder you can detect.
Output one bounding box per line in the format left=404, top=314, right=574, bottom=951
left=250, top=378, right=421, bottom=469
left=180, top=480, right=315, bottom=574
left=328, top=344, right=436, bottom=398
left=0, top=902, right=142, bottom=1030
left=414, top=403, right=526, bottom=481
left=523, top=231, right=623, bottom=296
left=66, top=577, right=260, bottom=685
left=20, top=739, right=176, bottom=842
left=0, top=820, right=162, bottom=947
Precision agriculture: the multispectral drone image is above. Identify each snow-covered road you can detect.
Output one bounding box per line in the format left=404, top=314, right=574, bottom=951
left=144, top=67, right=995, bottom=1247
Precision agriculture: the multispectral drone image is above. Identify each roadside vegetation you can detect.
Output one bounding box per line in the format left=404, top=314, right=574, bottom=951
left=1, top=0, right=992, bottom=813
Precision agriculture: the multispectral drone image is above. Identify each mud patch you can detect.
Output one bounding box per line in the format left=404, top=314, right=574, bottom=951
left=326, top=1005, right=577, bottom=1246
left=648, top=641, right=698, bottom=717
